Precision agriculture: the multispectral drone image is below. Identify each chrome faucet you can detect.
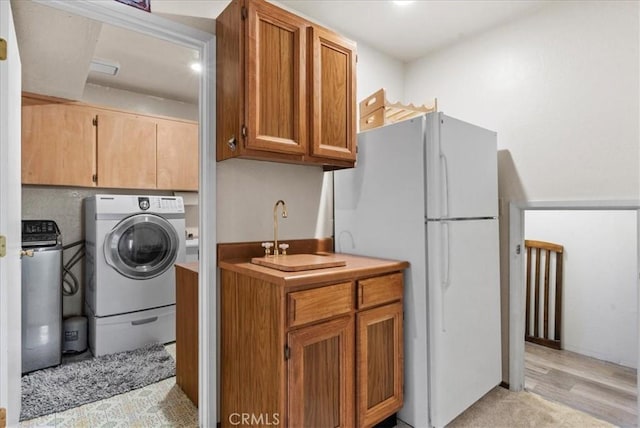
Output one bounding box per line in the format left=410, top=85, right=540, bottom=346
left=273, top=200, right=288, bottom=255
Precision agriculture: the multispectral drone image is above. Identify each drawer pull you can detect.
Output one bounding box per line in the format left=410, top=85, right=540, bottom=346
left=131, top=316, right=158, bottom=326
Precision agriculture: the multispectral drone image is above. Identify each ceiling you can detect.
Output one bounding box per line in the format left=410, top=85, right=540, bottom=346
left=11, top=0, right=550, bottom=105
left=278, top=0, right=549, bottom=62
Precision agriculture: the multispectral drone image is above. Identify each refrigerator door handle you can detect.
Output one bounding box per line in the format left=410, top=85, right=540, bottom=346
left=441, top=221, right=451, bottom=332
left=440, top=152, right=450, bottom=218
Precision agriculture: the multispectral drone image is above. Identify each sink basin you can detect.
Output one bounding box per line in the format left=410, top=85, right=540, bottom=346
left=251, top=254, right=346, bottom=272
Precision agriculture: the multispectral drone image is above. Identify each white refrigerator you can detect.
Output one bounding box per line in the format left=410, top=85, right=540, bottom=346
left=334, top=112, right=501, bottom=428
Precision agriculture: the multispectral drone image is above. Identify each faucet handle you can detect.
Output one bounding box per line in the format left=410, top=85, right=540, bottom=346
left=278, top=243, right=289, bottom=255
left=261, top=242, right=273, bottom=256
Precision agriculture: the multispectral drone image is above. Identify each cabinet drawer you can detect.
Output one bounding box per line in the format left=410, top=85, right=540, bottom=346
left=288, top=282, right=353, bottom=328
left=357, top=273, right=403, bottom=309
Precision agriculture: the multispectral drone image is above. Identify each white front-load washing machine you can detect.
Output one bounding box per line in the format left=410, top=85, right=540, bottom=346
left=84, top=195, right=186, bottom=356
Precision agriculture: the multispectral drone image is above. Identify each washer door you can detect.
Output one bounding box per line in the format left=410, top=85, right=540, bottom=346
left=104, top=214, right=180, bottom=279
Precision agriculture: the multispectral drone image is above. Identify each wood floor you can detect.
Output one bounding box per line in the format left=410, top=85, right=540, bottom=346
left=525, top=341, right=637, bottom=427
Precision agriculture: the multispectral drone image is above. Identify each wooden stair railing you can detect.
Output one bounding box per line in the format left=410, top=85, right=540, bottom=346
left=525, top=240, right=564, bottom=350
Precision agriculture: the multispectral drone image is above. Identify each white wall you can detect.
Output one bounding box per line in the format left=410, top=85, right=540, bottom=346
left=356, top=41, right=404, bottom=105
left=405, top=1, right=639, bottom=202
left=525, top=210, right=638, bottom=369
left=403, top=0, right=639, bottom=382
left=216, top=159, right=330, bottom=242
left=82, top=83, right=198, bottom=121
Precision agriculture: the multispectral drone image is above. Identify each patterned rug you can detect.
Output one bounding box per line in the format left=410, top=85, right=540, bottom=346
left=20, top=343, right=175, bottom=421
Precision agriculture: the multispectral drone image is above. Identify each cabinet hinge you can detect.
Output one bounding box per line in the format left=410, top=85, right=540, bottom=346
left=284, top=344, right=290, bottom=360
left=0, top=39, right=7, bottom=61
left=241, top=124, right=247, bottom=138
left=92, top=116, right=98, bottom=126
left=0, top=235, right=6, bottom=258
left=241, top=6, right=248, bottom=20
left=92, top=174, right=97, bottom=183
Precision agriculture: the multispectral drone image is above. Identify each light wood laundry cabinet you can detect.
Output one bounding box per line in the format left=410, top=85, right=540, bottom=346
left=21, top=94, right=198, bottom=191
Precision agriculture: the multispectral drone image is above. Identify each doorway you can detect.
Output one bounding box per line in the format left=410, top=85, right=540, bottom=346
left=509, top=203, right=639, bottom=427
left=524, top=210, right=637, bottom=426
left=2, top=1, right=216, bottom=426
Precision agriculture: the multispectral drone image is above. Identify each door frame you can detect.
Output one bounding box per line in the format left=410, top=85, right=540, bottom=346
left=0, top=1, right=23, bottom=425
left=508, top=200, right=640, bottom=426
left=22, top=1, right=217, bottom=425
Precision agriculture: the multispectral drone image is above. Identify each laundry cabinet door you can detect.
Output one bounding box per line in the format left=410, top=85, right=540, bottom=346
left=22, top=102, right=97, bottom=187
left=96, top=110, right=157, bottom=189
left=156, top=118, right=198, bottom=191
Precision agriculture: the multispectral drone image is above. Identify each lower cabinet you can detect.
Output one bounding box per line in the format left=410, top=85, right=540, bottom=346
left=174, top=263, right=199, bottom=407
left=288, top=316, right=354, bottom=428
left=220, top=267, right=404, bottom=428
left=357, top=302, right=404, bottom=427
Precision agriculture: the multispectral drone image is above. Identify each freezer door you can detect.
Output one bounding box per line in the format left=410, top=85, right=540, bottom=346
left=334, top=117, right=426, bottom=259
left=427, top=218, right=501, bottom=427
left=425, top=114, right=498, bottom=220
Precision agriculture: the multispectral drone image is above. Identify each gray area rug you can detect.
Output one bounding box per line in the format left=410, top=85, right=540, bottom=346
left=20, top=343, right=175, bottom=421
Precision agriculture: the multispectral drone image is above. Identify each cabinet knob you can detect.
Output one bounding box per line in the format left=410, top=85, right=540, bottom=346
left=227, top=136, right=237, bottom=151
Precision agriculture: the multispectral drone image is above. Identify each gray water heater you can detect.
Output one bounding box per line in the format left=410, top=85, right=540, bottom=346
left=21, top=220, right=62, bottom=373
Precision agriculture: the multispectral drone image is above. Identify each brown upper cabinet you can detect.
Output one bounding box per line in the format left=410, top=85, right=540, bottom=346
left=21, top=95, right=198, bottom=191
left=216, top=0, right=357, bottom=169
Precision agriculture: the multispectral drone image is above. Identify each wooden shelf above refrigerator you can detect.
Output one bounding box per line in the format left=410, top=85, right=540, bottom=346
left=359, top=88, right=437, bottom=131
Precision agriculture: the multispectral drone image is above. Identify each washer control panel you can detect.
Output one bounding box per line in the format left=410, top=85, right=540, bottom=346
left=22, top=220, right=61, bottom=247
left=138, top=197, right=150, bottom=211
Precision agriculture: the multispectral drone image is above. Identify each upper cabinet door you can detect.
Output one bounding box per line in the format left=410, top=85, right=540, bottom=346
left=96, top=111, right=157, bottom=189
left=156, top=119, right=198, bottom=191
left=22, top=102, right=97, bottom=187
left=245, top=0, right=307, bottom=155
left=309, top=26, right=357, bottom=162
